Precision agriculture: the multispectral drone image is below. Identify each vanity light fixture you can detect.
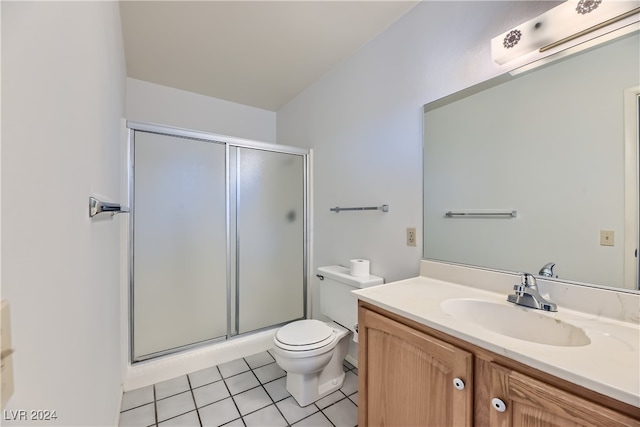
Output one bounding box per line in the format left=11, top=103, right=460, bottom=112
left=491, top=0, right=640, bottom=65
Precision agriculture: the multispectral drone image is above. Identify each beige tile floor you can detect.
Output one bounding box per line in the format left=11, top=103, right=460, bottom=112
left=119, top=350, right=358, bottom=427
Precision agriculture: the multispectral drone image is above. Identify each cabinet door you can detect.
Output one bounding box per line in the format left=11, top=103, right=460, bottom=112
left=358, top=307, right=473, bottom=426
left=487, top=363, right=640, bottom=427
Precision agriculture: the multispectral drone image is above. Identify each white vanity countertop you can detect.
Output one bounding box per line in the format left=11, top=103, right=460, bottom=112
left=352, top=275, right=640, bottom=408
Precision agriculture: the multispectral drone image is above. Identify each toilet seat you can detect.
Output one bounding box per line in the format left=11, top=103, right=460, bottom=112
left=274, top=320, right=337, bottom=352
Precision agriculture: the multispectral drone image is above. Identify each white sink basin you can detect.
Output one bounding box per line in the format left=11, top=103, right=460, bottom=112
left=441, top=298, right=591, bottom=347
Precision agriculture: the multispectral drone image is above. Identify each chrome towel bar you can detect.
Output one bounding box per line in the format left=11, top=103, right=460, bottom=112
left=330, top=204, right=389, bottom=213
left=445, top=210, right=517, bottom=218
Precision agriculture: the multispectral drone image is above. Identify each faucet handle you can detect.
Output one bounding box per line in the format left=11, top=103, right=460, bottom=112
left=521, top=273, right=537, bottom=288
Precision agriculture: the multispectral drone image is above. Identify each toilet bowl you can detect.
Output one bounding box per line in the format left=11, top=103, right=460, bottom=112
left=273, top=320, right=350, bottom=406
left=272, top=265, right=384, bottom=407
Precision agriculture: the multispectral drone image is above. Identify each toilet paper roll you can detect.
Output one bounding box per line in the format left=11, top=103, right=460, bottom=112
left=349, top=259, right=370, bottom=277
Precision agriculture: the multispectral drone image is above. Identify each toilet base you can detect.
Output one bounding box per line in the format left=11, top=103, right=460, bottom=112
left=287, top=370, right=345, bottom=407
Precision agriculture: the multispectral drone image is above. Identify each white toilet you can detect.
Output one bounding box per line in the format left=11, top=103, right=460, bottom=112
left=272, top=265, right=383, bottom=407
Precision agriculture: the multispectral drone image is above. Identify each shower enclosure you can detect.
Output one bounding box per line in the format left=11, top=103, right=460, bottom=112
left=127, top=122, right=308, bottom=362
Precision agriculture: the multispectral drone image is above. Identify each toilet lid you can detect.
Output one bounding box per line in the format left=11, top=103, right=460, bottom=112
left=275, top=320, right=334, bottom=349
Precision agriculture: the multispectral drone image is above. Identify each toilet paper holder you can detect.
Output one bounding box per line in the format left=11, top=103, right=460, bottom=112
left=89, top=197, right=130, bottom=217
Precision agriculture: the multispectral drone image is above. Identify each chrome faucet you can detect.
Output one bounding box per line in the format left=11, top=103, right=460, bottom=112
left=538, top=262, right=556, bottom=277
left=507, top=273, right=557, bottom=312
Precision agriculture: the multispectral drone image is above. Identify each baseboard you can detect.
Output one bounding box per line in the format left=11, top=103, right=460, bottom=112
left=345, top=354, right=358, bottom=369
left=114, top=383, right=124, bottom=426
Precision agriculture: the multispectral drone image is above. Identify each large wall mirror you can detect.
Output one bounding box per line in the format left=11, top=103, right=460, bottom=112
left=423, top=30, right=639, bottom=292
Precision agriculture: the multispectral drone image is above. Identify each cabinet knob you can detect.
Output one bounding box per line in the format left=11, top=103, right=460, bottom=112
left=491, top=398, right=507, bottom=413
left=453, top=378, right=465, bottom=390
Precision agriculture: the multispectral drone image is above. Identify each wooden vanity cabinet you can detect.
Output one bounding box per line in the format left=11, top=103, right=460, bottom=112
left=482, top=361, right=638, bottom=427
left=357, top=306, right=473, bottom=426
left=358, top=302, right=640, bottom=427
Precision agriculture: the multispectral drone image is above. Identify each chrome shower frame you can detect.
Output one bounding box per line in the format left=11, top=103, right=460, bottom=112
left=126, top=121, right=310, bottom=364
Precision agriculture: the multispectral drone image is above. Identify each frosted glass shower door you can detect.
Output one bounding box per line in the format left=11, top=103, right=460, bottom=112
left=236, top=148, right=305, bottom=334
left=133, top=132, right=227, bottom=359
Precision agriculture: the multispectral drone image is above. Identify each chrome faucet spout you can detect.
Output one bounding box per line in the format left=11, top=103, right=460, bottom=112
left=507, top=273, right=557, bottom=312
left=539, top=262, right=556, bottom=277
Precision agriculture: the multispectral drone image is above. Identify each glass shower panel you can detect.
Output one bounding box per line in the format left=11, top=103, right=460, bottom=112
left=133, top=132, right=227, bottom=359
left=236, top=148, right=305, bottom=334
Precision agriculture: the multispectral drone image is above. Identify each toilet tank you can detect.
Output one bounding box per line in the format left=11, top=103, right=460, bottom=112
left=318, top=265, right=384, bottom=332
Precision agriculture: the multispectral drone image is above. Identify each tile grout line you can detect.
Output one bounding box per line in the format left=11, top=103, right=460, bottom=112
left=153, top=385, right=159, bottom=427
left=296, top=401, right=335, bottom=427
left=219, top=364, right=246, bottom=425
left=154, top=388, right=200, bottom=425
left=316, top=378, right=358, bottom=427
left=119, top=387, right=157, bottom=415
left=247, top=357, right=291, bottom=425
left=142, top=352, right=357, bottom=427
left=186, top=374, right=204, bottom=427
left=318, top=399, right=339, bottom=427
left=261, top=376, right=291, bottom=405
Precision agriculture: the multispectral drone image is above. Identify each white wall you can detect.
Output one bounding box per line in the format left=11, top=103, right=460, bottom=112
left=127, top=78, right=277, bottom=143
left=2, top=2, right=126, bottom=425
left=277, top=1, right=557, bottom=319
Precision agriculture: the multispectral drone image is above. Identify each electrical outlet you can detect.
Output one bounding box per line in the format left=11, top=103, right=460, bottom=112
left=600, top=230, right=615, bottom=246
left=407, top=227, right=416, bottom=247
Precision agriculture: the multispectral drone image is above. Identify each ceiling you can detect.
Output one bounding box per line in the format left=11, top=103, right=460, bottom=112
left=119, top=1, right=419, bottom=111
